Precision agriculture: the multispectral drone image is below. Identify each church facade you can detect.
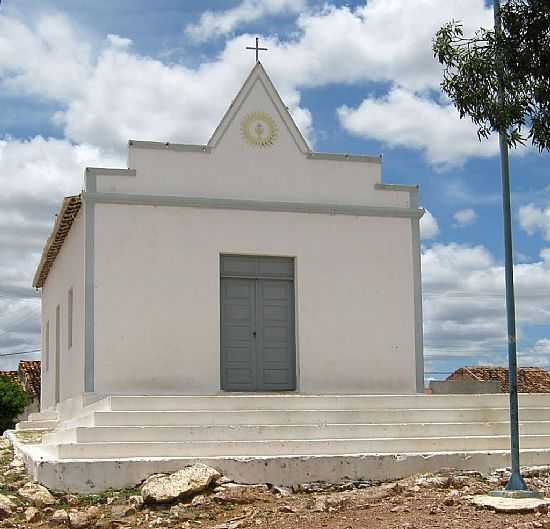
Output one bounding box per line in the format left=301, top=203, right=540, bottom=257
left=34, top=63, right=424, bottom=410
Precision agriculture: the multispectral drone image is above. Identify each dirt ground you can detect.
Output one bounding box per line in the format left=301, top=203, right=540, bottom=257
left=2, top=438, right=550, bottom=529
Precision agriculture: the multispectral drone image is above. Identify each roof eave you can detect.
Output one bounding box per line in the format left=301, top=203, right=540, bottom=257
left=33, top=195, right=82, bottom=289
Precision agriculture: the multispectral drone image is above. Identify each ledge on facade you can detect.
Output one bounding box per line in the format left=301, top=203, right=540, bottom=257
left=375, top=183, right=419, bottom=193
left=128, top=139, right=381, bottom=163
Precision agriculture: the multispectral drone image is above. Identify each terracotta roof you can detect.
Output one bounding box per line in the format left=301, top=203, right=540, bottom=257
left=0, top=371, right=19, bottom=384
left=33, top=195, right=82, bottom=288
left=18, top=361, right=41, bottom=398
left=447, top=366, right=550, bottom=393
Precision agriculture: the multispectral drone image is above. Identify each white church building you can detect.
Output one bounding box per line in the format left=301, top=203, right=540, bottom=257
left=14, top=62, right=550, bottom=493
left=34, top=62, right=424, bottom=406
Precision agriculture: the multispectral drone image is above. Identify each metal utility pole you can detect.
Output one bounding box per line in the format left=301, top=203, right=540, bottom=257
left=492, top=0, right=527, bottom=493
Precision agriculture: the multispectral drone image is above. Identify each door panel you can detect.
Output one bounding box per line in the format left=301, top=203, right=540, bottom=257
left=256, top=279, right=295, bottom=391
left=220, top=278, right=256, bottom=391
left=220, top=255, right=296, bottom=392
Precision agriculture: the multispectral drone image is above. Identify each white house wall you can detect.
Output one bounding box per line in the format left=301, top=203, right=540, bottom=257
left=41, top=210, right=85, bottom=409
left=93, top=203, right=417, bottom=395
left=110, top=75, right=411, bottom=210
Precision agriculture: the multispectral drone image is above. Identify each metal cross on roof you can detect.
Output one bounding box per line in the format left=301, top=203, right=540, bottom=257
left=246, top=37, right=268, bottom=63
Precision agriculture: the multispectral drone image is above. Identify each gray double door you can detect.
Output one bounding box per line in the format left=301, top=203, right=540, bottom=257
left=220, top=255, right=296, bottom=391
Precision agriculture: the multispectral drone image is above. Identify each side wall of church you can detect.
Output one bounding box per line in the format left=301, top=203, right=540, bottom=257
left=92, top=203, right=418, bottom=395
left=41, top=210, right=86, bottom=409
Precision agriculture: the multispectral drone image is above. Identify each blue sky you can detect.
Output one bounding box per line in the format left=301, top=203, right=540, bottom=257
left=0, top=0, right=548, bottom=379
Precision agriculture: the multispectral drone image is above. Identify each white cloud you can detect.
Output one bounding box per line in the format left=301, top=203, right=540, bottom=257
left=519, top=339, right=550, bottom=367
left=0, top=2, right=494, bottom=162
left=337, top=88, right=499, bottom=167
left=519, top=204, right=550, bottom=241
left=422, top=244, right=550, bottom=365
left=420, top=209, right=439, bottom=240
left=53, top=33, right=315, bottom=150
left=0, top=136, right=124, bottom=362
left=0, top=14, right=91, bottom=100
left=264, top=0, right=492, bottom=92
left=453, top=208, right=477, bottom=227
left=185, top=0, right=307, bottom=42
left=0, top=136, right=123, bottom=199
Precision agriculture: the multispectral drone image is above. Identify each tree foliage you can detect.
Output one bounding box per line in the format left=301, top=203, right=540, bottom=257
left=433, top=0, right=550, bottom=151
left=0, top=376, right=27, bottom=433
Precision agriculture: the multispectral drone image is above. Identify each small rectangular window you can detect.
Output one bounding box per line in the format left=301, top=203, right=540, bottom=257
left=68, top=288, right=73, bottom=349
left=55, top=305, right=60, bottom=403
left=45, top=321, right=49, bottom=371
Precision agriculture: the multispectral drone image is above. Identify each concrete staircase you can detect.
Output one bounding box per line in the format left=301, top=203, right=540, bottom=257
left=16, top=410, right=59, bottom=431
left=39, top=393, right=550, bottom=460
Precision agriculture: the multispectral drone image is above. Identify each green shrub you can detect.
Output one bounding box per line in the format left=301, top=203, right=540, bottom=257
left=0, top=376, right=27, bottom=433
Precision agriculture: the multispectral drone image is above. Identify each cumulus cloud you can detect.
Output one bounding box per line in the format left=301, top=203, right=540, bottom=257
left=519, top=339, right=550, bottom=367
left=453, top=208, right=477, bottom=227
left=0, top=2, right=494, bottom=160
left=337, top=89, right=499, bottom=167
left=519, top=204, right=550, bottom=241
left=274, top=0, right=492, bottom=92
left=0, top=137, right=124, bottom=362
left=422, top=245, right=550, bottom=366
left=185, top=0, right=307, bottom=42
left=420, top=210, right=439, bottom=240
left=0, top=14, right=91, bottom=100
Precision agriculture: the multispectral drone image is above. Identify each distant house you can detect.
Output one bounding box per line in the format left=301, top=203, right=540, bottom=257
left=0, top=370, right=19, bottom=384
left=0, top=360, right=41, bottom=420
left=447, top=366, right=550, bottom=393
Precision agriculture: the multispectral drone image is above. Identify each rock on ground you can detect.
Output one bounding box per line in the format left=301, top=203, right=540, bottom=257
left=0, top=494, right=16, bottom=520
left=214, top=484, right=270, bottom=505
left=68, top=506, right=99, bottom=529
left=24, top=506, right=40, bottom=522
left=141, top=464, right=220, bottom=504
left=17, top=481, right=57, bottom=506
left=128, top=495, right=144, bottom=509
left=312, top=493, right=351, bottom=513
left=472, top=495, right=550, bottom=513
left=69, top=510, right=91, bottom=529
left=111, top=503, right=136, bottom=520
left=51, top=509, right=69, bottom=524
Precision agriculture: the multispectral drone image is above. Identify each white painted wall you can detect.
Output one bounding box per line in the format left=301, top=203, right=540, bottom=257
left=38, top=63, right=420, bottom=402
left=41, top=210, right=85, bottom=409
left=93, top=204, right=417, bottom=395
left=98, top=73, right=412, bottom=210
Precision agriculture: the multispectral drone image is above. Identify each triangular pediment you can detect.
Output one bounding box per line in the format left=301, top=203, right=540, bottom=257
left=207, top=62, right=310, bottom=154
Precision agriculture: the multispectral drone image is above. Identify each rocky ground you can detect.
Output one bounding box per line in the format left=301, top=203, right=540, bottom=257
left=2, top=438, right=550, bottom=529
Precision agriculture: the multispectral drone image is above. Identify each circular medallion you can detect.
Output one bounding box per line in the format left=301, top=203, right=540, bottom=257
left=241, top=111, right=278, bottom=147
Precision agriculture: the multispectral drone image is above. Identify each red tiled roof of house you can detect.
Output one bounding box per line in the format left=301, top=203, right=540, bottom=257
left=18, top=360, right=41, bottom=399
left=447, top=366, right=550, bottom=393
left=0, top=371, right=19, bottom=384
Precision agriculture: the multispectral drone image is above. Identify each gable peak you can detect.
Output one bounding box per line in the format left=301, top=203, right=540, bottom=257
left=207, top=62, right=310, bottom=153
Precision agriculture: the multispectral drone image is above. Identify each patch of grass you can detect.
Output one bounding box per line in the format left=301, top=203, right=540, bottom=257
left=70, top=486, right=141, bottom=507
left=0, top=484, right=13, bottom=495
left=116, top=487, right=141, bottom=499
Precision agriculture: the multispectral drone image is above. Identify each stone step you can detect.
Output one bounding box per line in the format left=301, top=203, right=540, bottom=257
left=16, top=419, right=59, bottom=431
left=28, top=411, right=58, bottom=422
left=107, top=394, right=550, bottom=412
left=51, top=434, right=550, bottom=459
left=83, top=407, right=550, bottom=427
left=42, top=420, right=550, bottom=444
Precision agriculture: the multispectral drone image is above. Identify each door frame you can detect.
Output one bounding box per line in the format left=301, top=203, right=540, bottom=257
left=219, top=254, right=297, bottom=392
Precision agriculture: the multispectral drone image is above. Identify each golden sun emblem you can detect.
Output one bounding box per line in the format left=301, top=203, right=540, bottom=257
left=241, top=112, right=278, bottom=147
